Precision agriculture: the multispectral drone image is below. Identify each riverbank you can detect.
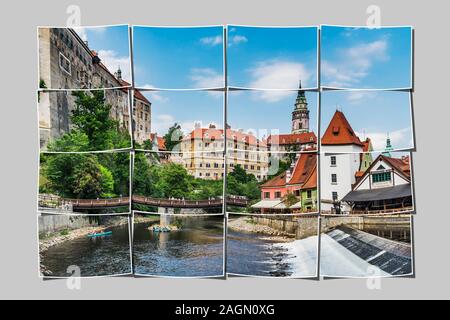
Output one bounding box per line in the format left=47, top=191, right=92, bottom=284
left=39, top=217, right=128, bottom=253
left=228, top=216, right=295, bottom=242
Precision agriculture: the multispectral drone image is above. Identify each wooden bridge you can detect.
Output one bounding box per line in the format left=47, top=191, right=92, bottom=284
left=38, top=194, right=248, bottom=210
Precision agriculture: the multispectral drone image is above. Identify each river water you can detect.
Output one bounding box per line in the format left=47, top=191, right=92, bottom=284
left=133, top=216, right=225, bottom=277
left=134, top=216, right=318, bottom=278
left=41, top=225, right=132, bottom=277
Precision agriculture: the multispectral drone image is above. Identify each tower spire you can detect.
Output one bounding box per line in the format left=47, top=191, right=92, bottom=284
left=292, top=79, right=310, bottom=134
left=382, top=133, right=394, bottom=157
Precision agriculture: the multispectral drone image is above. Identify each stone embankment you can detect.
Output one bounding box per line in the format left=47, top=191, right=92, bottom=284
left=228, top=217, right=295, bottom=242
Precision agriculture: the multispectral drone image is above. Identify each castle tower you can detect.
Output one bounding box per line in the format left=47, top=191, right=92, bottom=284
left=115, top=66, right=122, bottom=80
left=291, top=81, right=310, bottom=134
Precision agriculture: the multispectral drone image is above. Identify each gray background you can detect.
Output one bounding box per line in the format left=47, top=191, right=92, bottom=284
left=0, top=0, right=448, bottom=299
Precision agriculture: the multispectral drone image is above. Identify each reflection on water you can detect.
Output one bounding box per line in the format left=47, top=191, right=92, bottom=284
left=41, top=225, right=132, bottom=277
left=133, top=216, right=224, bottom=277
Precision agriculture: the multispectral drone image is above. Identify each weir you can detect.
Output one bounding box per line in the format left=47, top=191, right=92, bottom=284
left=326, top=225, right=412, bottom=275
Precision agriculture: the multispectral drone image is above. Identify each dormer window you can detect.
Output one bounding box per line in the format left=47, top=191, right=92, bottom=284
left=332, top=126, right=340, bottom=135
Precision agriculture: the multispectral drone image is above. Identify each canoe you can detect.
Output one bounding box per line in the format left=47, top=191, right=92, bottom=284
left=87, top=231, right=112, bottom=238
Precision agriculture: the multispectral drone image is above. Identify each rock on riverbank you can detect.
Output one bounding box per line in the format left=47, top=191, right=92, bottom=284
left=228, top=216, right=295, bottom=242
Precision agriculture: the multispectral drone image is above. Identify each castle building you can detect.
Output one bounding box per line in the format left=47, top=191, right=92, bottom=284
left=291, top=81, right=310, bottom=134
left=38, top=28, right=151, bottom=148
left=266, top=132, right=317, bottom=154
left=179, top=124, right=269, bottom=181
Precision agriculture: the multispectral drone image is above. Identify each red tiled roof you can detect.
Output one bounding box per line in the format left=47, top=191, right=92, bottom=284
left=266, top=132, right=317, bottom=146
left=354, top=154, right=411, bottom=187
left=261, top=153, right=317, bottom=188
left=118, top=79, right=151, bottom=105
left=383, top=155, right=411, bottom=178
left=150, top=133, right=166, bottom=150
left=183, top=127, right=266, bottom=147
left=362, top=138, right=372, bottom=152
left=302, top=164, right=317, bottom=189
left=321, top=111, right=363, bottom=146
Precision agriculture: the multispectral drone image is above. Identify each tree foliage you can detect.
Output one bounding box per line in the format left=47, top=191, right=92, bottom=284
left=163, top=123, right=183, bottom=152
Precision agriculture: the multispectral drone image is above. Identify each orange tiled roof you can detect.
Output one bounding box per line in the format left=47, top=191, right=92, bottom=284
left=150, top=133, right=166, bottom=150
left=383, top=155, right=411, bottom=178
left=266, top=132, right=317, bottom=146
left=118, top=79, right=151, bottom=105
left=321, top=111, right=363, bottom=146
left=183, top=127, right=266, bottom=147
left=355, top=154, right=411, bottom=187
left=261, top=153, right=317, bottom=188
left=302, top=164, right=317, bottom=189
left=362, top=138, right=372, bottom=152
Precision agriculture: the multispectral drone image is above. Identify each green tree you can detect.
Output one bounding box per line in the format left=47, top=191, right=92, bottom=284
left=156, top=163, right=191, bottom=198
left=47, top=130, right=90, bottom=152
left=99, top=165, right=115, bottom=198
left=163, top=123, right=183, bottom=152
left=229, top=165, right=249, bottom=184
left=71, top=90, right=116, bottom=150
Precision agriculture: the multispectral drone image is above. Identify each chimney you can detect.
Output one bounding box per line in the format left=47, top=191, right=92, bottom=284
left=286, top=170, right=291, bottom=183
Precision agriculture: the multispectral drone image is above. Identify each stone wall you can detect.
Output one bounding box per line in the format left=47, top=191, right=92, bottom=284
left=38, top=214, right=98, bottom=235
left=253, top=215, right=319, bottom=240
left=320, top=215, right=411, bottom=233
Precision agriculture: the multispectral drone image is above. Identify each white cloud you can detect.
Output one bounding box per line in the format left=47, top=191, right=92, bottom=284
left=189, top=68, right=224, bottom=92
left=140, top=86, right=169, bottom=103
left=247, top=60, right=311, bottom=102
left=356, top=127, right=412, bottom=151
left=322, top=39, right=389, bottom=87
left=346, top=91, right=378, bottom=104
left=200, top=35, right=223, bottom=46
left=152, top=114, right=217, bottom=136
left=97, top=49, right=131, bottom=82
left=228, top=35, right=248, bottom=46
left=73, top=27, right=88, bottom=42
left=73, top=26, right=107, bottom=42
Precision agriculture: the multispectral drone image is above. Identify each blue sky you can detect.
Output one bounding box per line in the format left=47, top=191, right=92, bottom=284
left=142, top=91, right=223, bottom=136
left=321, top=26, right=412, bottom=89
left=227, top=26, right=318, bottom=89
left=321, top=91, right=413, bottom=151
left=74, top=25, right=131, bottom=82
left=133, top=26, right=224, bottom=89
left=228, top=91, right=318, bottom=139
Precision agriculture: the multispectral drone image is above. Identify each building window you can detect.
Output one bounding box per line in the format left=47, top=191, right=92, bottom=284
left=264, top=192, right=270, bottom=199
left=330, top=156, right=336, bottom=166
left=372, top=172, right=392, bottom=183
left=331, top=174, right=337, bottom=184
left=275, top=191, right=282, bottom=198
left=294, top=190, right=300, bottom=197
left=59, top=52, right=71, bottom=75
left=307, top=190, right=312, bottom=198
left=332, top=192, right=338, bottom=201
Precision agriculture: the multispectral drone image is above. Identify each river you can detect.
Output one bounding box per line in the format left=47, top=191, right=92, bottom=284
left=40, top=224, right=132, bottom=277
left=134, top=215, right=318, bottom=278
left=133, top=216, right=225, bottom=277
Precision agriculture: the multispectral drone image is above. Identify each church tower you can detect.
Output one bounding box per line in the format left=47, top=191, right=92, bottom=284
left=382, top=134, right=394, bottom=157
left=291, top=81, right=310, bottom=134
